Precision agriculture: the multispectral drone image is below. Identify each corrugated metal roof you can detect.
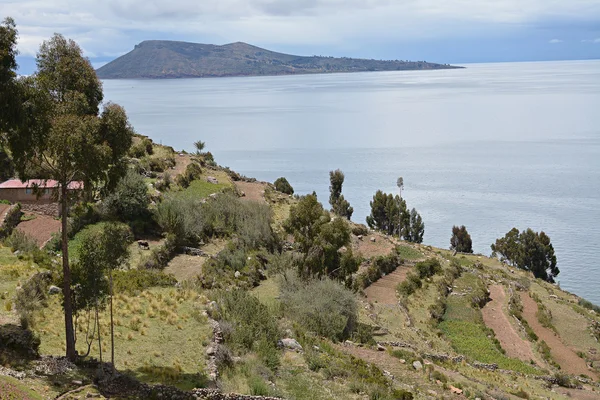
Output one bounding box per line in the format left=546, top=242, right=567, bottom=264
left=0, top=179, right=83, bottom=190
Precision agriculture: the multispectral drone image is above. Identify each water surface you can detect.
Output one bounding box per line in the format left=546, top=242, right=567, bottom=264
left=103, top=60, right=600, bottom=304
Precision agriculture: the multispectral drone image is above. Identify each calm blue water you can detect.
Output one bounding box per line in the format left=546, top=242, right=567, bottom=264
left=103, top=60, right=600, bottom=304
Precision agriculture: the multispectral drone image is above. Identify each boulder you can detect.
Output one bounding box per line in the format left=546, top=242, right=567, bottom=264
left=48, top=285, right=61, bottom=295
left=279, top=338, right=303, bottom=351
left=234, top=271, right=241, bottom=278
left=206, top=176, right=219, bottom=184
left=449, top=385, right=463, bottom=395
left=412, top=360, right=423, bottom=370
left=370, top=237, right=376, bottom=243
left=377, top=344, right=386, bottom=351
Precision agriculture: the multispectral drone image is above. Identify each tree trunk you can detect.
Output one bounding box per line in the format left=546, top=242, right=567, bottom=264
left=61, top=184, right=76, bottom=361
left=109, top=269, right=114, bottom=366
left=96, top=305, right=102, bottom=363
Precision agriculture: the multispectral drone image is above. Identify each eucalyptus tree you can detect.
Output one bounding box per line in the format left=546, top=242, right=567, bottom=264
left=397, top=177, right=404, bottom=198
left=0, top=27, right=134, bottom=360
left=329, top=169, right=353, bottom=219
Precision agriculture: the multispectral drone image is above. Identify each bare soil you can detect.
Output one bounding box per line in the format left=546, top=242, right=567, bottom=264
left=520, top=292, right=597, bottom=378
left=169, top=153, right=192, bottom=177
left=235, top=181, right=268, bottom=204
left=481, top=285, right=537, bottom=363
left=16, top=213, right=61, bottom=248
left=364, top=267, right=410, bottom=305
left=353, top=233, right=395, bottom=259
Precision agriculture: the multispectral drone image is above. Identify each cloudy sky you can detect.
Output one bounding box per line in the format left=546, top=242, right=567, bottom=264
left=4, top=0, right=600, bottom=74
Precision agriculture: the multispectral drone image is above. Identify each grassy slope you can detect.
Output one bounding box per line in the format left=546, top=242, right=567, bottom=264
left=2, top=149, right=600, bottom=399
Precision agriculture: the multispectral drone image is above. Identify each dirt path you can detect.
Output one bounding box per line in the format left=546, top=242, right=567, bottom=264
left=16, top=213, right=61, bottom=248
left=520, top=292, right=596, bottom=378
left=482, top=285, right=538, bottom=363
left=364, top=267, right=409, bottom=305
left=235, top=181, right=268, bottom=204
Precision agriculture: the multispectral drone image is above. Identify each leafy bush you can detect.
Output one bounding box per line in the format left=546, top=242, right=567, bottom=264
left=140, top=234, right=178, bottom=269
left=354, top=253, right=402, bottom=290
left=351, top=224, right=369, bottom=236
left=155, top=192, right=277, bottom=249
left=112, top=269, right=177, bottom=294
left=281, top=273, right=358, bottom=341
left=101, top=169, right=150, bottom=223
left=0, top=203, right=21, bottom=238
left=67, top=202, right=100, bottom=238
left=175, top=163, right=202, bottom=188
left=274, top=177, right=294, bottom=195
left=578, top=298, right=600, bottom=313
left=397, top=273, right=422, bottom=297
left=414, top=258, right=442, bottom=279
left=212, top=290, right=280, bottom=369
left=154, top=173, right=172, bottom=192
left=4, top=230, right=38, bottom=253
left=0, top=324, right=40, bottom=360
left=14, top=272, right=51, bottom=328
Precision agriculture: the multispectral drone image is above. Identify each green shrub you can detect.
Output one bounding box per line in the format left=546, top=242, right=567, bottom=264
left=0, top=324, right=40, bottom=359
left=354, top=253, right=402, bottom=290
left=112, top=269, right=177, bottom=294
left=415, top=258, right=442, bottom=279
left=154, top=173, right=172, bottom=192
left=14, top=272, right=51, bottom=329
left=281, top=273, right=357, bottom=342
left=578, top=298, right=600, bottom=313
left=273, top=177, right=294, bottom=195
left=140, top=235, right=178, bottom=270
left=351, top=224, right=369, bottom=236
left=430, top=370, right=447, bottom=383
left=4, top=230, right=38, bottom=253
left=390, top=349, right=417, bottom=364
left=156, top=192, right=277, bottom=249
left=397, top=273, right=422, bottom=297
left=0, top=203, right=21, bottom=238
left=175, top=163, right=202, bottom=188
left=213, top=290, right=280, bottom=369
left=68, top=202, right=100, bottom=238
left=391, top=389, right=414, bottom=400
left=101, top=169, right=150, bottom=222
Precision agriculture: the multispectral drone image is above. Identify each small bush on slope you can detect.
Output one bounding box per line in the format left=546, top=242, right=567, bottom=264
left=280, top=273, right=357, bottom=342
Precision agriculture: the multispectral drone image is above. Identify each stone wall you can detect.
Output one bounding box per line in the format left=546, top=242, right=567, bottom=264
left=21, top=203, right=59, bottom=217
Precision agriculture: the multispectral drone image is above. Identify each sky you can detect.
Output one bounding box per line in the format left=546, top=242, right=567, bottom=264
left=3, top=0, right=600, bottom=74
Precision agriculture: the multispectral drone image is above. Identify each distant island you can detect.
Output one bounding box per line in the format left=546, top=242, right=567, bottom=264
left=96, top=40, right=463, bottom=79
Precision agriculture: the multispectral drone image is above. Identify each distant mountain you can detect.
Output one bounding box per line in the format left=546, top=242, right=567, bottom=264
left=96, top=40, right=462, bottom=79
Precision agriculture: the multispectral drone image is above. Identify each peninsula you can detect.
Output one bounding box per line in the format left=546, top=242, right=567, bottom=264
left=96, top=40, right=462, bottom=79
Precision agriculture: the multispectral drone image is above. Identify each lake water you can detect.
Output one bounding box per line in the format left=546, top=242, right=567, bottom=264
left=103, top=60, right=600, bottom=304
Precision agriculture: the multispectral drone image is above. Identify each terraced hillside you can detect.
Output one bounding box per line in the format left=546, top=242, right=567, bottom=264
left=1, top=138, right=599, bottom=400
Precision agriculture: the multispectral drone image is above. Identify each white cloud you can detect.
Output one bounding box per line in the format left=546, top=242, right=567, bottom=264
left=4, top=0, right=600, bottom=59
left=549, top=39, right=563, bottom=43
left=582, top=38, right=600, bottom=43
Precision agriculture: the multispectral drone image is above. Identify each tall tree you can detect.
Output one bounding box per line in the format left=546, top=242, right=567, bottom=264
left=329, top=169, right=353, bottom=219
left=450, top=225, right=473, bottom=253
left=1, top=30, right=134, bottom=360
left=491, top=228, right=559, bottom=282
left=397, top=177, right=404, bottom=199
left=409, top=208, right=424, bottom=244
left=284, top=193, right=355, bottom=279
left=0, top=17, right=19, bottom=135
left=74, top=223, right=132, bottom=364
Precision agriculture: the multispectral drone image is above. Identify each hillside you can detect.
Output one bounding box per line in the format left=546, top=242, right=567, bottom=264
left=96, top=40, right=461, bottom=79
left=1, top=139, right=599, bottom=399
